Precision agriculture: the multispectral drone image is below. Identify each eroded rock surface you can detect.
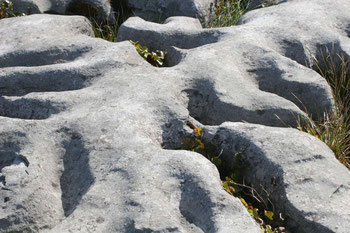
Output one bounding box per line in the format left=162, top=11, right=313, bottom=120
left=0, top=0, right=350, bottom=232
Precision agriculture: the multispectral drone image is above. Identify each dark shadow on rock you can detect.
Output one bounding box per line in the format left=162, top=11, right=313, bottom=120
left=184, top=79, right=298, bottom=127
left=124, top=219, right=179, bottom=232
left=0, top=68, right=91, bottom=96
left=109, top=0, right=132, bottom=19
left=0, top=131, right=28, bottom=186
left=247, top=66, right=332, bottom=118
left=59, top=128, right=94, bottom=217
left=66, top=1, right=99, bottom=19
left=0, top=46, right=92, bottom=68
left=207, top=127, right=335, bottom=233
left=160, top=118, right=189, bottom=150
left=0, top=130, right=29, bottom=227
left=0, top=97, right=63, bottom=120
left=176, top=173, right=216, bottom=232
left=314, top=42, right=349, bottom=67
left=118, top=26, right=223, bottom=53
left=280, top=39, right=309, bottom=66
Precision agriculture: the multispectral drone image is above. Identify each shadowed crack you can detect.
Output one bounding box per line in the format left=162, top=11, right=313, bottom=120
left=59, top=128, right=94, bottom=217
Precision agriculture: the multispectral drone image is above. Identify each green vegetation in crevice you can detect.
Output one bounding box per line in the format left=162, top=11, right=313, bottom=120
left=91, top=19, right=120, bottom=42
left=297, top=48, right=350, bottom=169
left=88, top=2, right=167, bottom=68
left=181, top=121, right=290, bottom=233
left=129, top=41, right=167, bottom=67
left=65, top=0, right=133, bottom=42
left=202, top=0, right=251, bottom=28
left=90, top=0, right=132, bottom=42
left=0, top=0, right=26, bottom=19
left=201, top=0, right=282, bottom=28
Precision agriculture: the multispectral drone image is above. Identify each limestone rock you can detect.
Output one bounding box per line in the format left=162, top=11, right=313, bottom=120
left=202, top=122, right=350, bottom=233
left=1, top=0, right=350, bottom=232
left=11, top=0, right=114, bottom=20
left=126, top=0, right=216, bottom=22
left=10, top=0, right=217, bottom=22
left=0, top=14, right=261, bottom=233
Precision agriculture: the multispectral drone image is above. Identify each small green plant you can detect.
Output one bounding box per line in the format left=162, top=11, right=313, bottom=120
left=202, top=0, right=251, bottom=28
left=181, top=121, right=222, bottom=166
left=130, top=41, right=166, bottom=67
left=223, top=175, right=289, bottom=233
left=180, top=121, right=289, bottom=232
left=88, top=0, right=132, bottom=42
left=0, top=0, right=25, bottom=19
left=297, top=48, right=350, bottom=169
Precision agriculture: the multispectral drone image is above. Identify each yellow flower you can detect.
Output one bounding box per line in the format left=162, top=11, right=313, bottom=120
left=264, top=210, right=274, bottom=220
left=195, top=139, right=205, bottom=149
left=193, top=128, right=202, bottom=136
left=240, top=198, right=248, bottom=207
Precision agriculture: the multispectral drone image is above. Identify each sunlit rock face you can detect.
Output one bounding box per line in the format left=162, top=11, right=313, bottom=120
left=126, top=0, right=216, bottom=21
left=0, top=0, right=350, bottom=232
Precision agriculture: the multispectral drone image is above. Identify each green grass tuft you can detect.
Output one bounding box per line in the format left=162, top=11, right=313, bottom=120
left=91, top=1, right=132, bottom=42
left=297, top=48, right=350, bottom=169
left=202, top=0, right=251, bottom=28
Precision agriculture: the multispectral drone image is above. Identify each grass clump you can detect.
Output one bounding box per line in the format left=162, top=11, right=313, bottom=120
left=181, top=121, right=289, bottom=233
left=91, top=3, right=131, bottom=42
left=92, top=19, right=120, bottom=42
left=297, top=48, right=350, bottom=169
left=202, top=0, right=251, bottom=28
left=92, top=5, right=132, bottom=42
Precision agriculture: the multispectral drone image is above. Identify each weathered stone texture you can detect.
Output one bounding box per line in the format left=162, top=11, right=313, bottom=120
left=1, top=0, right=350, bottom=232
